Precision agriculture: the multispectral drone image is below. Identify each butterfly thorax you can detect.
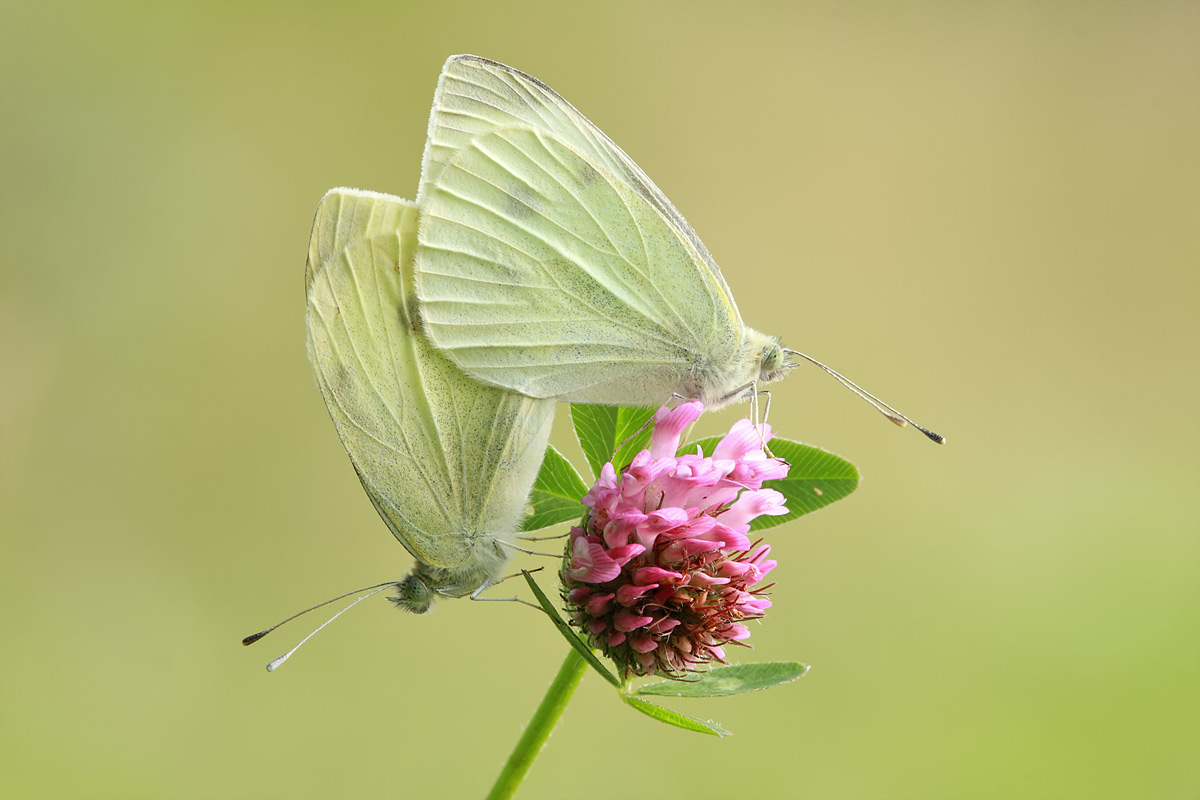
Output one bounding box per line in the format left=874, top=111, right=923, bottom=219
left=687, top=327, right=787, bottom=409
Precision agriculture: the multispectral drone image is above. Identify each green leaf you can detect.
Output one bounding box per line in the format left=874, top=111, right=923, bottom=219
left=682, top=436, right=859, bottom=530
left=570, top=404, right=657, bottom=479
left=621, top=695, right=731, bottom=737
left=521, top=445, right=589, bottom=532
left=636, top=662, right=810, bottom=698
left=521, top=571, right=621, bottom=688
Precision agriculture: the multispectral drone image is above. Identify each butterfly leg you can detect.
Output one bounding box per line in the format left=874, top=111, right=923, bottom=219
left=518, top=530, right=571, bottom=541
left=754, top=389, right=782, bottom=460
left=741, top=383, right=783, bottom=460
left=462, top=579, right=541, bottom=610
left=612, top=405, right=664, bottom=458
left=717, top=381, right=758, bottom=415
left=503, top=541, right=565, bottom=558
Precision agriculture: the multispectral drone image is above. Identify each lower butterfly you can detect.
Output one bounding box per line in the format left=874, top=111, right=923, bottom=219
left=303, top=187, right=555, bottom=613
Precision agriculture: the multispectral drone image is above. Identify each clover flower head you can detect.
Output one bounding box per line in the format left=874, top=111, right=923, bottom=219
left=562, top=401, right=789, bottom=677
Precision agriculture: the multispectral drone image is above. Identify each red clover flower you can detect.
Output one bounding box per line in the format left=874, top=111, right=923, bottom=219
left=562, top=401, right=790, bottom=677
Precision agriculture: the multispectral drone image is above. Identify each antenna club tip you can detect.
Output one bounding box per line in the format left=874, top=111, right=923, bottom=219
left=242, top=631, right=267, bottom=646
left=886, top=415, right=908, bottom=428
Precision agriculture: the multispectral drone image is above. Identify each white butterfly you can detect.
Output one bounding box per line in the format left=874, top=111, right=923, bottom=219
left=413, top=54, right=789, bottom=409
left=305, top=187, right=555, bottom=612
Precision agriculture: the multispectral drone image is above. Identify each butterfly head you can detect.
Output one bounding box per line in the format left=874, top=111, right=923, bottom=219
left=758, top=337, right=790, bottom=384
left=388, top=574, right=435, bottom=614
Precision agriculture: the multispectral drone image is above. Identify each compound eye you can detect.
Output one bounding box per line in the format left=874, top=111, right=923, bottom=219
left=760, top=344, right=783, bottom=378
left=391, top=576, right=434, bottom=614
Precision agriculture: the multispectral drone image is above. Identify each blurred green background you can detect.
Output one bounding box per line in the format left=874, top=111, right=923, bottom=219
left=2, top=1, right=1196, bottom=798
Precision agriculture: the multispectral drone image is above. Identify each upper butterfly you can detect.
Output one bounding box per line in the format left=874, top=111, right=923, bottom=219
left=412, top=54, right=786, bottom=409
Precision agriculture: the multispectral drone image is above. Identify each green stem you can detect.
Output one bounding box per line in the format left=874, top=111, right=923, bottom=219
left=486, top=649, right=587, bottom=800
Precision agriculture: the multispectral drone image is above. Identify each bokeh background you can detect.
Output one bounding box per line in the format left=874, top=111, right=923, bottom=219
left=2, top=2, right=1196, bottom=798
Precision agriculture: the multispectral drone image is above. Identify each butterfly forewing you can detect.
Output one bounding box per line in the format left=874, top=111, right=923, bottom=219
left=415, top=55, right=744, bottom=405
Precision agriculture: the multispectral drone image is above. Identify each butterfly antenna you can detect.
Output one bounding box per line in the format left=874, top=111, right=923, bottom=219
left=782, top=349, right=946, bottom=444
left=241, top=580, right=400, bottom=646
left=258, top=584, right=396, bottom=672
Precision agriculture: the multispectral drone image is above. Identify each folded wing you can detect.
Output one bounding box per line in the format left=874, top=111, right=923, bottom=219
left=305, top=188, right=555, bottom=570
left=415, top=55, right=744, bottom=404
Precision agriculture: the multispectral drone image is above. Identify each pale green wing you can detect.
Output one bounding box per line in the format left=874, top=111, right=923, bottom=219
left=305, top=188, right=555, bottom=570
left=414, top=54, right=745, bottom=404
